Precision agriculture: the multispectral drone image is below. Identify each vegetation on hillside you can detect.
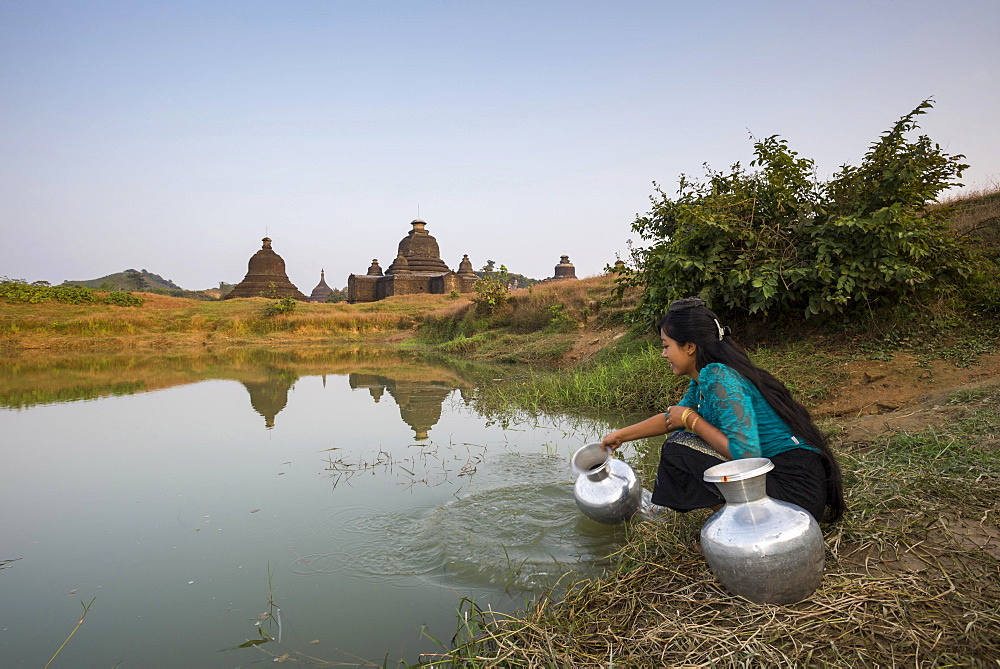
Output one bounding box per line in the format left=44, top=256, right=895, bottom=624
left=63, top=268, right=177, bottom=291
left=0, top=278, right=143, bottom=307
left=614, top=100, right=977, bottom=326
left=63, top=268, right=223, bottom=300
left=418, top=274, right=638, bottom=365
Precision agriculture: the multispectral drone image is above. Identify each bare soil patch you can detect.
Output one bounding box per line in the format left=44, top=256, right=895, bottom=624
left=820, top=351, right=1000, bottom=443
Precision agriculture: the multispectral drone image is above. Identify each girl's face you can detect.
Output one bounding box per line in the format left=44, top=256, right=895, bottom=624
left=660, top=330, right=697, bottom=377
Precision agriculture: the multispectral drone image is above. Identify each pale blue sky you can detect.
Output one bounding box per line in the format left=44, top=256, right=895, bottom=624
left=2, top=0, right=997, bottom=291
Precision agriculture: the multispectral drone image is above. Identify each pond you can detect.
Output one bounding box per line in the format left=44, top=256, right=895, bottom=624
left=0, top=348, right=640, bottom=667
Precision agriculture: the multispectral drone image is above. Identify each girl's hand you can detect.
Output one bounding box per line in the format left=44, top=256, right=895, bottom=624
left=666, top=405, right=700, bottom=432
left=601, top=432, right=623, bottom=452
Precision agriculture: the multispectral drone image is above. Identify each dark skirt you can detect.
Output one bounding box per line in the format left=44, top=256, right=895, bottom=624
left=650, top=431, right=828, bottom=521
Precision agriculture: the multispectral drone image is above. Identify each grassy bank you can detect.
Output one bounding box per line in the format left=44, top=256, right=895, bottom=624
left=425, top=383, right=1000, bottom=667
left=408, top=188, right=1000, bottom=667
left=0, top=291, right=464, bottom=351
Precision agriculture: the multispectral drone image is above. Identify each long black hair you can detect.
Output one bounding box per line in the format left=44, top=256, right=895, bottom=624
left=658, top=297, right=847, bottom=523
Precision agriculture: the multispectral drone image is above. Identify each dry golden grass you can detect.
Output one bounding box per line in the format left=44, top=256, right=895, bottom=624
left=0, top=293, right=461, bottom=350
left=501, top=275, right=637, bottom=333
left=424, top=298, right=475, bottom=322
left=938, top=184, right=1000, bottom=244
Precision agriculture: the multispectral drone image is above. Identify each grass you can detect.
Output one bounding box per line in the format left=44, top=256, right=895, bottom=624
left=938, top=182, right=1000, bottom=245
left=422, top=384, right=1000, bottom=667
left=0, top=292, right=462, bottom=350
left=418, top=275, right=639, bottom=362
left=467, top=338, right=857, bottom=423
left=470, top=340, right=681, bottom=417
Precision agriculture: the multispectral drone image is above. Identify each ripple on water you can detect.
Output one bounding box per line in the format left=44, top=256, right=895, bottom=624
left=326, top=453, right=628, bottom=593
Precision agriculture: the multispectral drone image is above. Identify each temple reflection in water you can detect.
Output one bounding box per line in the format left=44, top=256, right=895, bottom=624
left=241, top=376, right=295, bottom=429
left=0, top=349, right=476, bottom=437
left=348, top=373, right=454, bottom=440
left=237, top=370, right=461, bottom=438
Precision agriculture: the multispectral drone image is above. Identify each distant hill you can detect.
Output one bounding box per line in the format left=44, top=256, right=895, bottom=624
left=63, top=269, right=181, bottom=291
left=61, top=269, right=221, bottom=300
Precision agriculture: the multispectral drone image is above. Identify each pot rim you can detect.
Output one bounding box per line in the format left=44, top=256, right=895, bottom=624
left=703, top=457, right=774, bottom=483
left=571, top=442, right=611, bottom=476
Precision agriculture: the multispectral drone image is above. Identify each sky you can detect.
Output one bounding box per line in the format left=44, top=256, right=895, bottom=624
left=2, top=0, right=998, bottom=292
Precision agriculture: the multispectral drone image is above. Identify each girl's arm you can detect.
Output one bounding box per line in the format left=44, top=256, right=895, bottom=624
left=601, top=413, right=670, bottom=451
left=677, top=365, right=760, bottom=460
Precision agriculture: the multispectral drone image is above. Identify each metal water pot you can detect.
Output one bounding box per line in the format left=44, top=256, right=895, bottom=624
left=571, top=443, right=643, bottom=524
left=700, top=457, right=824, bottom=604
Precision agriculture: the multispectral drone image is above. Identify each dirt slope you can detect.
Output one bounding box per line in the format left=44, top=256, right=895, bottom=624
left=824, top=351, right=1000, bottom=443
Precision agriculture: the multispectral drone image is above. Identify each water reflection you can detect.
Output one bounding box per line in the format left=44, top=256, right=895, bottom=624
left=0, top=346, right=625, bottom=667
left=242, top=375, right=295, bottom=428
left=0, top=348, right=480, bottom=436
left=349, top=373, right=456, bottom=440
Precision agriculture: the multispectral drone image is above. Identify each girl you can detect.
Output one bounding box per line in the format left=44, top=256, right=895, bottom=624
left=602, top=297, right=846, bottom=523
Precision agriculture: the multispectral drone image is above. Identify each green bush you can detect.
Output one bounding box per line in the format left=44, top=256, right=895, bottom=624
left=472, top=264, right=511, bottom=315
left=263, top=296, right=298, bottom=317
left=546, top=304, right=576, bottom=332
left=102, top=291, right=144, bottom=307
left=617, top=100, right=971, bottom=325
left=0, top=279, right=143, bottom=306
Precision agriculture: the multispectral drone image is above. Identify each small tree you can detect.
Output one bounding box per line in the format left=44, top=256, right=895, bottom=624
left=618, top=99, right=969, bottom=324
left=124, top=269, right=145, bottom=291
left=472, top=263, right=511, bottom=315
left=325, top=287, right=348, bottom=303
left=263, top=296, right=297, bottom=317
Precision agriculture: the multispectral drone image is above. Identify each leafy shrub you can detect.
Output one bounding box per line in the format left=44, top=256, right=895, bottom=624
left=263, top=297, right=298, bottom=317
left=102, top=291, right=144, bottom=307
left=546, top=304, right=576, bottom=332
left=0, top=279, right=142, bottom=306
left=472, top=264, right=511, bottom=315
left=617, top=100, right=971, bottom=325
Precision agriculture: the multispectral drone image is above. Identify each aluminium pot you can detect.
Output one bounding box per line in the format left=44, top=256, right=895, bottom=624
left=700, top=457, right=824, bottom=604
left=571, top=442, right=643, bottom=525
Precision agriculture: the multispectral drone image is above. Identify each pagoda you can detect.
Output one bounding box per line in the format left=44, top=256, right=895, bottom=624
left=347, top=219, right=478, bottom=303
left=225, top=237, right=306, bottom=300
left=308, top=269, right=334, bottom=303
left=552, top=255, right=578, bottom=280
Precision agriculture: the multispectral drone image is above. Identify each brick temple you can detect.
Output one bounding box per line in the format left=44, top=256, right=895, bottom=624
left=308, top=269, right=334, bottom=303
left=224, top=237, right=307, bottom=300
left=347, top=219, right=478, bottom=303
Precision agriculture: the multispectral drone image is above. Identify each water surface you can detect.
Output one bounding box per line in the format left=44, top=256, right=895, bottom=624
left=0, top=348, right=632, bottom=666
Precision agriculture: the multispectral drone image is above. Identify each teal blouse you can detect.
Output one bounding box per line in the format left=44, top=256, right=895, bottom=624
left=676, top=362, right=818, bottom=460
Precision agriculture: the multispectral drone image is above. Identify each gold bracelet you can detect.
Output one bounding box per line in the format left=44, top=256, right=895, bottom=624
left=680, top=408, right=693, bottom=429
left=690, top=416, right=701, bottom=432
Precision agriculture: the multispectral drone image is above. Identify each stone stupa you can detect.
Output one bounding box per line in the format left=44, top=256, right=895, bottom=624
left=552, top=255, right=578, bottom=280
left=308, top=269, right=334, bottom=303
left=225, top=237, right=306, bottom=300
left=347, top=219, right=477, bottom=303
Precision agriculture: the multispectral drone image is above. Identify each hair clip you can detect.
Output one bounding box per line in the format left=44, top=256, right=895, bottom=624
left=714, top=318, right=725, bottom=341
